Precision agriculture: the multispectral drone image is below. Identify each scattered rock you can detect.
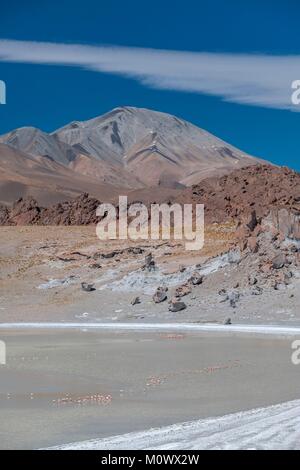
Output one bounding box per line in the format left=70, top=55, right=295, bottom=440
left=228, top=290, right=240, bottom=308
left=218, top=288, right=227, bottom=296
left=251, top=286, right=263, bottom=296
left=175, top=283, right=192, bottom=298
left=274, top=282, right=285, bottom=291
left=224, top=318, right=232, bottom=325
left=284, top=273, right=292, bottom=285
left=153, top=287, right=168, bottom=303
left=131, top=296, right=141, bottom=306
left=71, top=251, right=90, bottom=258
left=168, top=299, right=187, bottom=312
left=272, top=253, right=287, bottom=269
left=89, top=263, right=102, bottom=269
left=189, top=272, right=203, bottom=285
left=81, top=282, right=96, bottom=292
left=128, top=247, right=144, bottom=255
left=144, top=253, right=156, bottom=272
left=101, top=251, right=119, bottom=259
left=57, top=256, right=76, bottom=262
left=248, top=275, right=258, bottom=286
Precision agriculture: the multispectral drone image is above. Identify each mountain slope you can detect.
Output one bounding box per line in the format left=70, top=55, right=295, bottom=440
left=0, top=143, right=124, bottom=206
left=0, top=127, right=79, bottom=166
left=53, top=107, right=263, bottom=186
left=0, top=107, right=264, bottom=195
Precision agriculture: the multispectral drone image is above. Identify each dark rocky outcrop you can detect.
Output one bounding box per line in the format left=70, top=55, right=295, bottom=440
left=0, top=193, right=101, bottom=226
left=176, top=164, right=300, bottom=224
left=1, top=165, right=299, bottom=230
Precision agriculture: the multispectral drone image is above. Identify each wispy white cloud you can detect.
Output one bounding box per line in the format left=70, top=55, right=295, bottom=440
left=0, top=39, right=299, bottom=111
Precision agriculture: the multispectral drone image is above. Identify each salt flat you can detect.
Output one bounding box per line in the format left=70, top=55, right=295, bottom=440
left=52, top=399, right=300, bottom=450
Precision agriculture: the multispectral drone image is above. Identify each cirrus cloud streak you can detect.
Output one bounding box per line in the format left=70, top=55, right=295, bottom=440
left=0, top=39, right=299, bottom=111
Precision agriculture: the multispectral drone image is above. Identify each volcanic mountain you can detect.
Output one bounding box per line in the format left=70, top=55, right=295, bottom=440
left=0, top=106, right=264, bottom=205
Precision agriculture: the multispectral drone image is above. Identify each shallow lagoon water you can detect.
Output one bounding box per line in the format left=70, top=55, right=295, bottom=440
left=0, top=328, right=299, bottom=449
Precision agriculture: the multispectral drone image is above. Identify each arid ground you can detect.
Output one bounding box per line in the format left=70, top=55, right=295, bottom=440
left=0, top=225, right=299, bottom=326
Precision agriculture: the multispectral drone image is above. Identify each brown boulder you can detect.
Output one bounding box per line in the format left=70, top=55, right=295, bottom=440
left=175, top=284, right=192, bottom=297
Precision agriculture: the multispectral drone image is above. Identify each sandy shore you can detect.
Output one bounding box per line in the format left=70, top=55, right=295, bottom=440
left=0, top=328, right=299, bottom=449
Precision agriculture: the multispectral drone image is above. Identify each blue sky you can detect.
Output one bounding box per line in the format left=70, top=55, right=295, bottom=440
left=0, top=0, right=300, bottom=169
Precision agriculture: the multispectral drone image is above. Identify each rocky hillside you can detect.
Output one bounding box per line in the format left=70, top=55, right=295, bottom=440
left=1, top=165, right=299, bottom=232
left=0, top=143, right=123, bottom=206
left=0, top=193, right=100, bottom=226
left=176, top=164, right=300, bottom=224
